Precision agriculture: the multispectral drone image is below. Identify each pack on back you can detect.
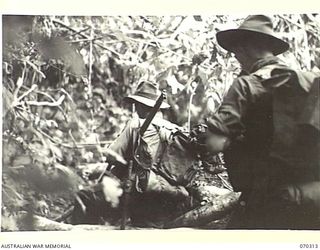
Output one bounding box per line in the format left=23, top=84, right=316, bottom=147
left=261, top=69, right=320, bottom=182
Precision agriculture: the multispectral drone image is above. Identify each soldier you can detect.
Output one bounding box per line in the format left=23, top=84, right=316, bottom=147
left=204, top=15, right=320, bottom=229
left=71, top=81, right=191, bottom=227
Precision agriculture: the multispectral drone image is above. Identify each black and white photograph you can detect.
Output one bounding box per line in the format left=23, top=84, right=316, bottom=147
left=1, top=13, right=320, bottom=233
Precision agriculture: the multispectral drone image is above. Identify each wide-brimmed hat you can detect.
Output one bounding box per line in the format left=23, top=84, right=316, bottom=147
left=216, top=15, right=289, bottom=55
left=124, top=81, right=170, bottom=109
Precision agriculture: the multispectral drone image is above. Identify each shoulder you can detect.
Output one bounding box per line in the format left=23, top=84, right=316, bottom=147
left=224, top=75, right=257, bottom=99
left=152, top=117, right=184, bottom=143
left=152, top=117, right=182, bottom=131
left=123, top=115, right=141, bottom=131
left=252, top=64, right=282, bottom=80
left=269, top=68, right=320, bottom=93
left=223, top=72, right=270, bottom=105
left=228, top=72, right=262, bottom=91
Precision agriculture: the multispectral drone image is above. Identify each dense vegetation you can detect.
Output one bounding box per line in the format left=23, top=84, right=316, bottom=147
left=2, top=14, right=320, bottom=230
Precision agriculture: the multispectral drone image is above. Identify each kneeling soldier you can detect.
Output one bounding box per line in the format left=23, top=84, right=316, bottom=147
left=71, top=81, right=192, bottom=227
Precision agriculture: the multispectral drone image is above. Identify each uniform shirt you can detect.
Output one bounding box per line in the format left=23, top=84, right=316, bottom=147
left=109, top=112, right=180, bottom=171
left=206, top=56, right=320, bottom=230
left=206, top=56, right=288, bottom=192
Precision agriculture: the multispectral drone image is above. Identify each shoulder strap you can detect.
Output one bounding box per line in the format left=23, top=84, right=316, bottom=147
left=298, top=77, right=320, bottom=131
left=252, top=64, right=280, bottom=79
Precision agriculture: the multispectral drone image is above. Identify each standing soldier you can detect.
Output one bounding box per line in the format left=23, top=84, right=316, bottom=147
left=204, top=15, right=320, bottom=229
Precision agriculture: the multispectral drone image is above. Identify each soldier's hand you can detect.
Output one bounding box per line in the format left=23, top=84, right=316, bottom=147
left=190, top=124, right=230, bottom=154
left=190, top=124, right=208, bottom=144
left=100, top=176, right=123, bottom=208
left=205, top=130, right=230, bottom=154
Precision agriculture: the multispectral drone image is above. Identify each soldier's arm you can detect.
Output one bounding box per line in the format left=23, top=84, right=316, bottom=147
left=205, top=76, right=251, bottom=152
left=108, top=117, right=139, bottom=160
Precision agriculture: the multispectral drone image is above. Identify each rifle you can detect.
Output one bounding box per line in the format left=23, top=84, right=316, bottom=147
left=55, top=92, right=167, bottom=226
left=120, top=160, right=133, bottom=230
left=120, top=90, right=167, bottom=229
left=139, top=90, right=166, bottom=136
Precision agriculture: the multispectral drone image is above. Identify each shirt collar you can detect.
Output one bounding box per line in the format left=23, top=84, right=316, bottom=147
left=249, top=56, right=285, bottom=73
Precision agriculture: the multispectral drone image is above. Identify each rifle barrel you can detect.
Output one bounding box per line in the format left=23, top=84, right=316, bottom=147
left=139, top=91, right=165, bottom=136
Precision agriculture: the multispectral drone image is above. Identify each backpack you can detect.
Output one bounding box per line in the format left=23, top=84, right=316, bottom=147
left=132, top=117, right=199, bottom=190
left=261, top=69, right=320, bottom=215
left=153, top=130, right=199, bottom=186
left=261, top=69, right=319, bottom=181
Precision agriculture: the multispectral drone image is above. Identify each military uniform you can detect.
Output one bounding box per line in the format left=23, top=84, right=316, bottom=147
left=206, top=15, right=320, bottom=229
left=208, top=57, right=320, bottom=229
left=109, top=113, right=193, bottom=226
left=71, top=82, right=191, bottom=226
left=109, top=113, right=189, bottom=195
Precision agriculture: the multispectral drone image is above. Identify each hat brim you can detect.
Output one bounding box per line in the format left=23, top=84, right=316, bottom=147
left=124, top=95, right=170, bottom=109
left=216, top=29, right=289, bottom=55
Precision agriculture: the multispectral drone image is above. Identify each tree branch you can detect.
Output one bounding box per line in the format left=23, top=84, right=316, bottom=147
left=26, top=95, right=65, bottom=107
left=52, top=19, right=122, bottom=58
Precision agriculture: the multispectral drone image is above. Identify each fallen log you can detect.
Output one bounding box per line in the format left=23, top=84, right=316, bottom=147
left=8, top=213, right=117, bottom=231
left=11, top=214, right=183, bottom=231
left=4, top=190, right=240, bottom=231
left=164, top=191, right=241, bottom=228
left=10, top=213, right=164, bottom=231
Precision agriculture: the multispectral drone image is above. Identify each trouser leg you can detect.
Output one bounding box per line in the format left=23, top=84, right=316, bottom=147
left=146, top=171, right=189, bottom=199
left=129, top=171, right=190, bottom=227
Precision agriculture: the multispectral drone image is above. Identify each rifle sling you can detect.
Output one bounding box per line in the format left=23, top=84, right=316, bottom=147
left=139, top=92, right=165, bottom=136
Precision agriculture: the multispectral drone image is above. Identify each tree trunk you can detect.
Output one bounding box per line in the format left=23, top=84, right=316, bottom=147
left=164, top=192, right=241, bottom=228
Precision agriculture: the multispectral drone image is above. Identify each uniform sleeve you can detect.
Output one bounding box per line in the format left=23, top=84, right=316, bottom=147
left=206, top=76, right=251, bottom=138
left=108, top=118, right=138, bottom=160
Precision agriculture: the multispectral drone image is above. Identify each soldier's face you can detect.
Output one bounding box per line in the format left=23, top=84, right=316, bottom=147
left=233, top=42, right=274, bottom=73
left=135, top=102, right=153, bottom=119
left=233, top=47, right=249, bottom=70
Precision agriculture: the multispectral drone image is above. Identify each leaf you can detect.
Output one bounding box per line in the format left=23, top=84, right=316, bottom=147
left=193, top=16, right=203, bottom=22
left=206, top=91, right=222, bottom=114
left=16, top=77, right=23, bottom=88
left=166, top=74, right=184, bottom=94
left=45, top=120, right=58, bottom=128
